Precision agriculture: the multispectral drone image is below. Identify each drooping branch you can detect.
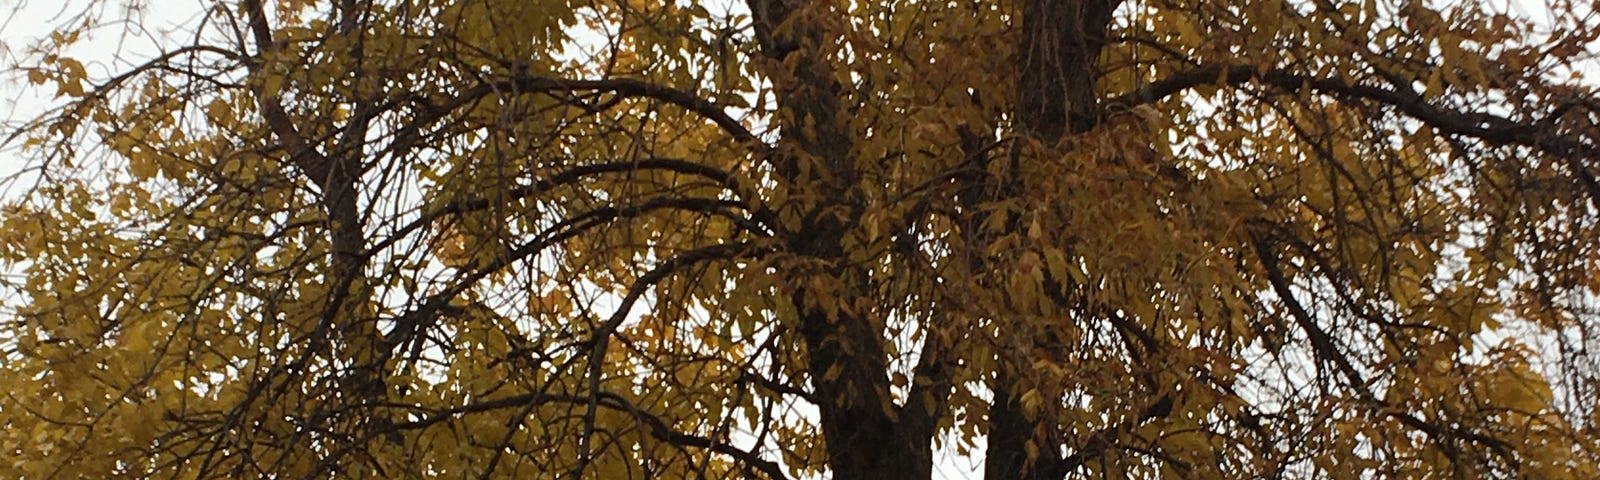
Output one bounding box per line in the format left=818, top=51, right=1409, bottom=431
left=394, top=74, right=768, bottom=158
left=368, top=157, right=775, bottom=257
left=376, top=390, right=790, bottom=480
left=383, top=196, right=759, bottom=355
left=1113, top=64, right=1600, bottom=207
left=572, top=241, right=765, bottom=478
left=1249, top=225, right=1519, bottom=469
left=1249, top=229, right=1372, bottom=392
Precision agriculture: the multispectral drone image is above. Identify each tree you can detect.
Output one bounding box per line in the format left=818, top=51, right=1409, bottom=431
left=3, top=0, right=1600, bottom=477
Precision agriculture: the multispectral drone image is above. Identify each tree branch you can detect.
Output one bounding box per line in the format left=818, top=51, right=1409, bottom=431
left=573, top=241, right=764, bottom=479
left=379, top=391, right=789, bottom=480
left=1112, top=64, right=1600, bottom=208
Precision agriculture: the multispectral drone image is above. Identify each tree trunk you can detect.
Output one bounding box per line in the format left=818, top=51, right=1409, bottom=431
left=746, top=0, right=1123, bottom=478
left=985, top=1, right=1121, bottom=479
left=748, top=1, right=936, bottom=479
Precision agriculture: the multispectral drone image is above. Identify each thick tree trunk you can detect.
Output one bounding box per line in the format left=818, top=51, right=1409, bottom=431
left=985, top=1, right=1121, bottom=479
left=746, top=0, right=1122, bottom=478
left=1014, top=0, right=1119, bottom=142
left=747, top=1, right=936, bottom=479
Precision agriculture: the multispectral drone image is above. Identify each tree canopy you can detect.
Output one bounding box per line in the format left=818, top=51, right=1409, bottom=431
left=3, top=0, right=1600, bottom=478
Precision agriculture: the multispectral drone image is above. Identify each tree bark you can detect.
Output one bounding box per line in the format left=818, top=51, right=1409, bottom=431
left=985, top=1, right=1121, bottom=479
left=746, top=0, right=1124, bottom=478
left=748, top=1, right=936, bottom=479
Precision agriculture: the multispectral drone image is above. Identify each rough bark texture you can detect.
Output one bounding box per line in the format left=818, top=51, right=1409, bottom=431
left=745, top=0, right=1122, bottom=478
left=1014, top=0, right=1119, bottom=142
left=748, top=1, right=935, bottom=479
left=985, top=1, right=1122, bottom=479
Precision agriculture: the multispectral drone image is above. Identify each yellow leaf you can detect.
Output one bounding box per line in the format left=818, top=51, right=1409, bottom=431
left=128, top=155, right=158, bottom=179
left=206, top=98, right=233, bottom=122
left=58, top=78, right=85, bottom=98
left=1019, top=388, right=1042, bottom=416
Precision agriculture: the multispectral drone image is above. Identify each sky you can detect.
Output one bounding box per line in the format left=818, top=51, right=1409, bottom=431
left=1, top=0, right=215, bottom=196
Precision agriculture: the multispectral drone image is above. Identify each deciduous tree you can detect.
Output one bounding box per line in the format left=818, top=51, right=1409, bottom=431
left=4, top=0, right=1600, bottom=478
